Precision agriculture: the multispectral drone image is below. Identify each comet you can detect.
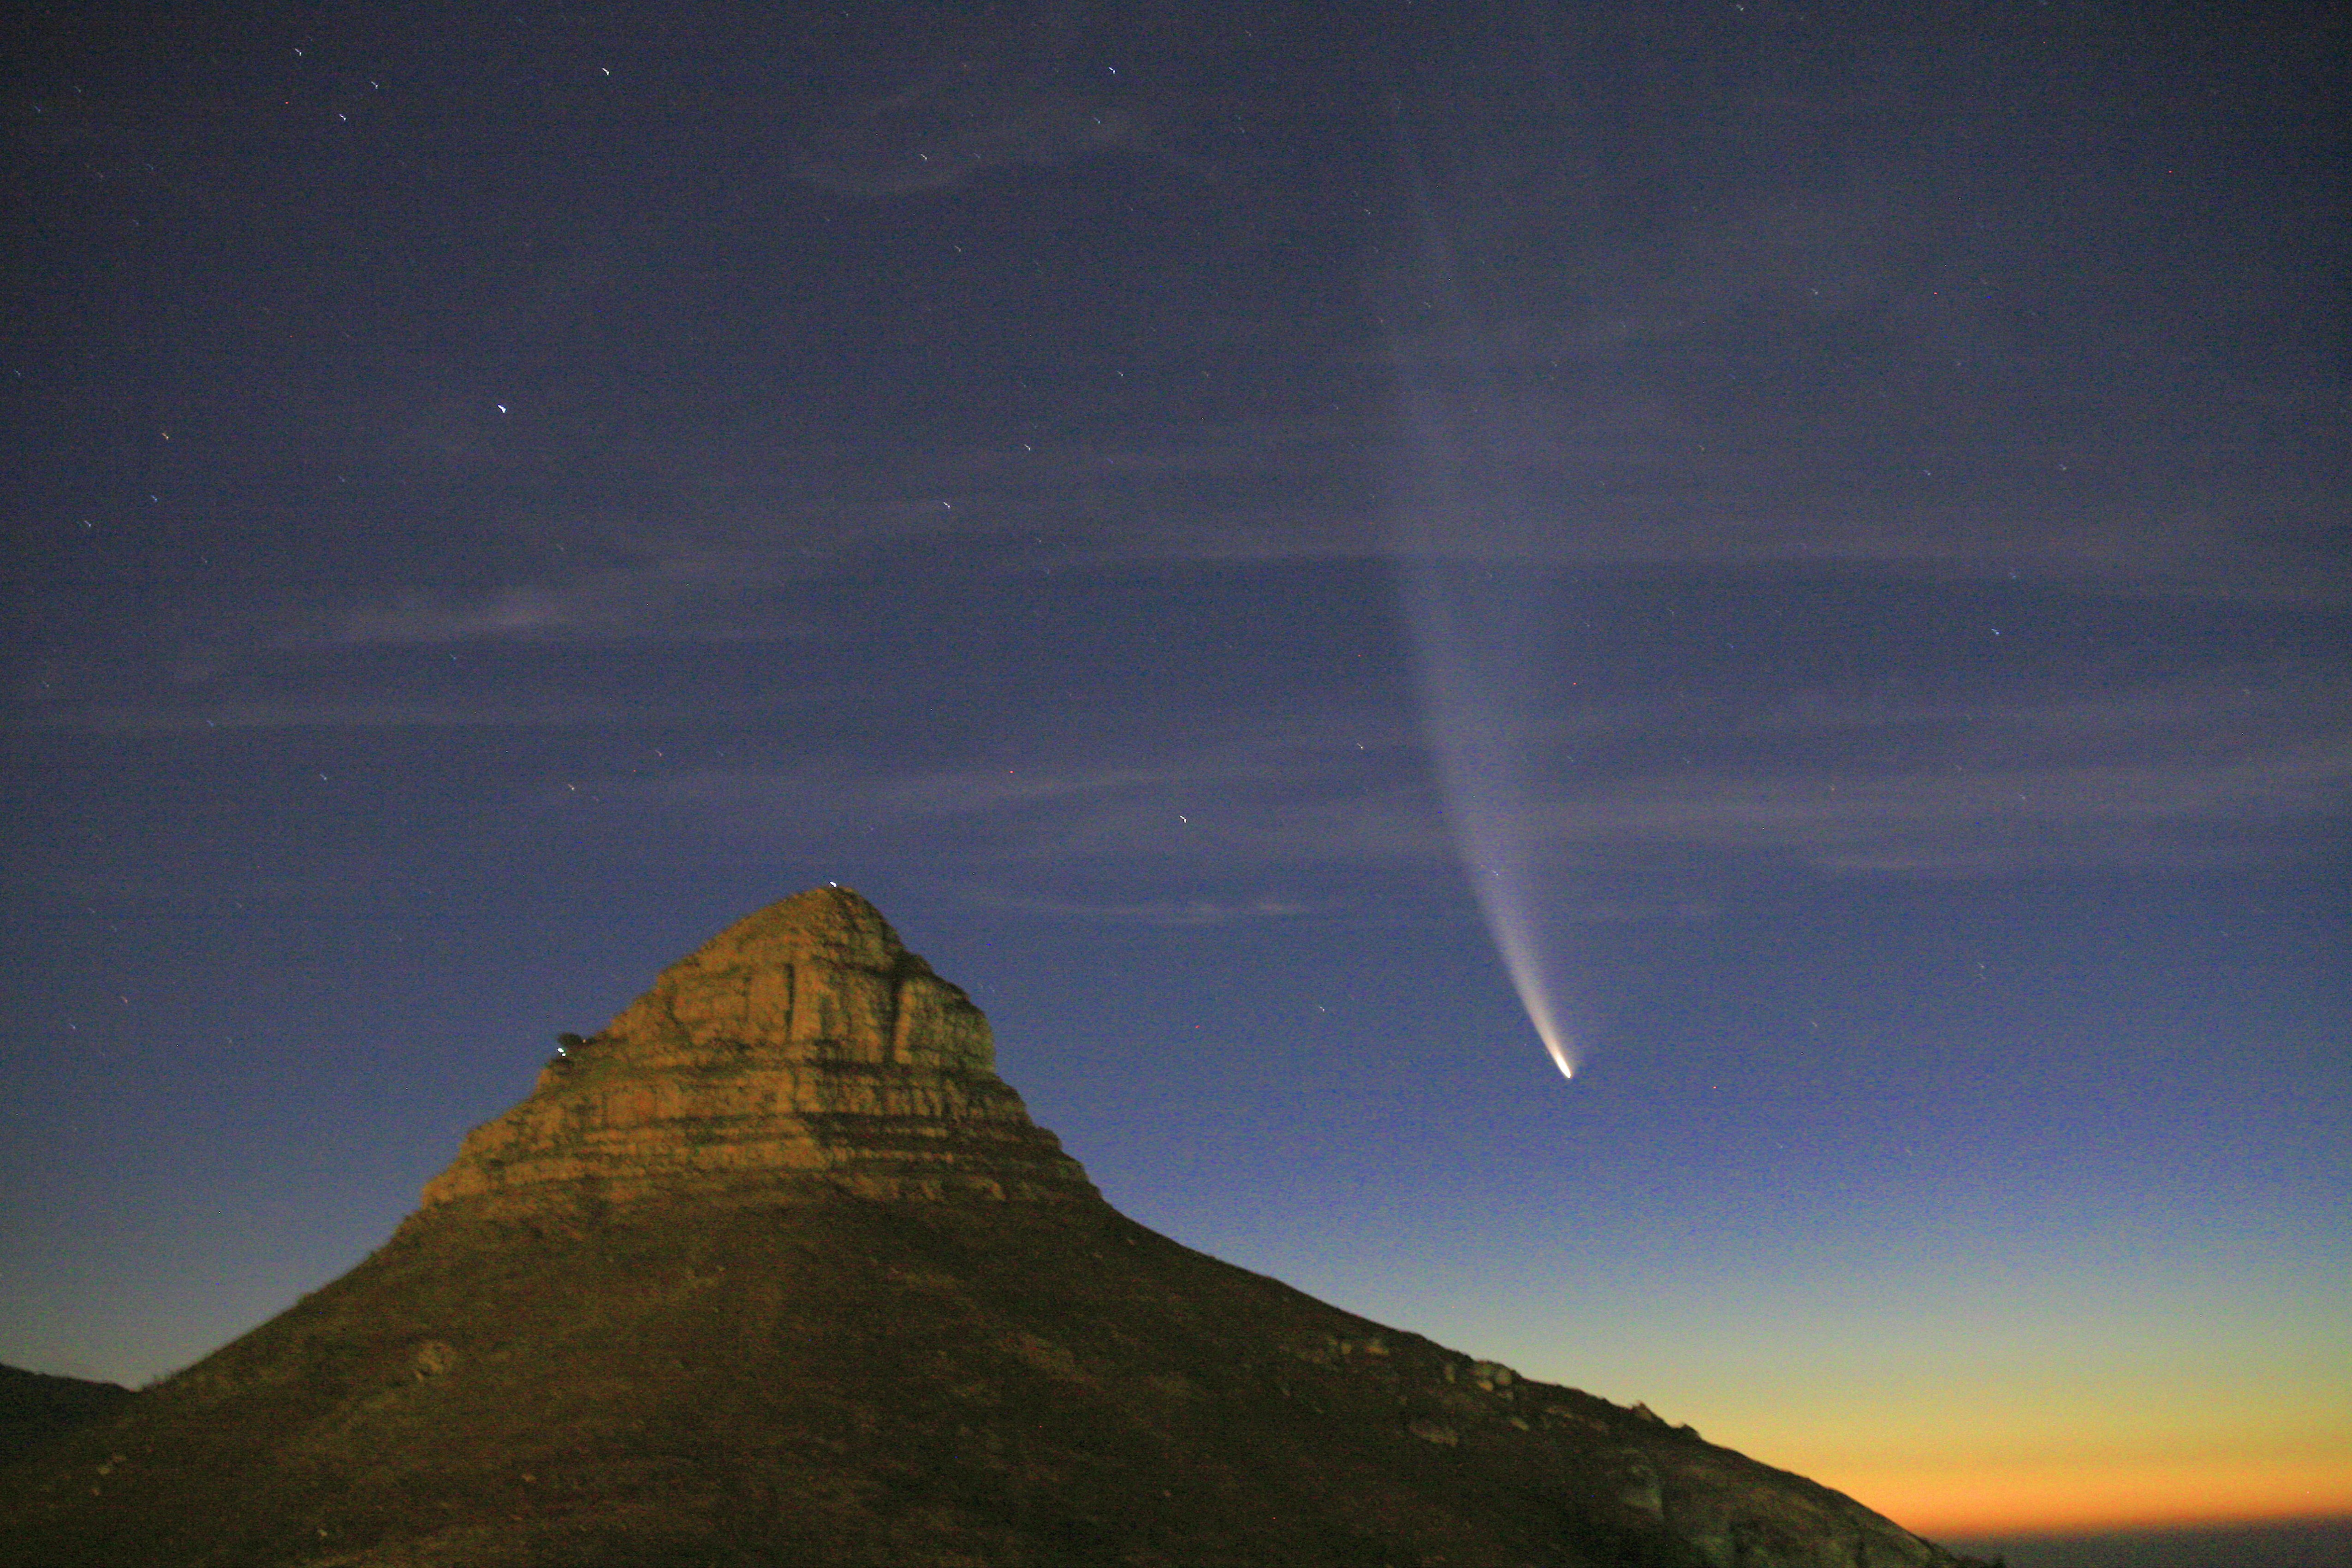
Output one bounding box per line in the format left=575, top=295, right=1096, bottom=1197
left=1384, top=109, right=1586, bottom=1083
left=1408, top=594, right=1587, bottom=1083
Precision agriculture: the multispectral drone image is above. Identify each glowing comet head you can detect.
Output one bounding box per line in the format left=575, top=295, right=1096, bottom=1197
left=1474, top=874, right=1580, bottom=1082
left=1522, top=983, right=1580, bottom=1083
left=1404, top=645, right=1591, bottom=1087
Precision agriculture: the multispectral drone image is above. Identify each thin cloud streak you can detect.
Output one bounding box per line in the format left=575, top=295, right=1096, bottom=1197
left=590, top=665, right=2344, bottom=880
left=953, top=889, right=1325, bottom=927
left=27, top=696, right=646, bottom=736
left=338, top=547, right=817, bottom=646
left=1528, top=745, right=2349, bottom=872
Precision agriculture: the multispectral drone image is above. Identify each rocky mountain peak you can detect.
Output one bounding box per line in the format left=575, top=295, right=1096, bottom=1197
left=416, top=887, right=1095, bottom=1217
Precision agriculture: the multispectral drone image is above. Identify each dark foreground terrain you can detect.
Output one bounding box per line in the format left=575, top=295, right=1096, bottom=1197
left=0, top=1195, right=1979, bottom=1567
left=0, top=1364, right=132, bottom=1464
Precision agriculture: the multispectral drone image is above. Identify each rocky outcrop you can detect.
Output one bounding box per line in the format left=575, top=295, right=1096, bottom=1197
left=417, top=887, right=1095, bottom=1216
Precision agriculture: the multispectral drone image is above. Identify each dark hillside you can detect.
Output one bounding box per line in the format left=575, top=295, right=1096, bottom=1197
left=0, top=1365, right=132, bottom=1464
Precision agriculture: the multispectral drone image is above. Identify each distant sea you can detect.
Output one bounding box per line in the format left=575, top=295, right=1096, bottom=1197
left=1943, top=1517, right=2352, bottom=1568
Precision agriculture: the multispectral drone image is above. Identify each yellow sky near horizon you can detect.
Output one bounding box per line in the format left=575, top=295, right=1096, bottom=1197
left=1752, top=1347, right=2352, bottom=1536
left=1480, top=1247, right=2352, bottom=1539
left=1673, top=1358, right=2352, bottom=1536
left=1827, top=1454, right=2352, bottom=1538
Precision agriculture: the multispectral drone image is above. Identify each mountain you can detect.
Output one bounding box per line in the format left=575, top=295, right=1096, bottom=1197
left=0, top=887, right=1990, bottom=1567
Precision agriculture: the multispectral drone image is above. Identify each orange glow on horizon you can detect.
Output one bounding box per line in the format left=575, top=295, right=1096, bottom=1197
left=1829, top=1455, right=2352, bottom=1538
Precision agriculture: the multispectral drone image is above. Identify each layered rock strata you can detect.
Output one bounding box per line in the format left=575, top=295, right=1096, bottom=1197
left=417, top=886, right=1096, bottom=1214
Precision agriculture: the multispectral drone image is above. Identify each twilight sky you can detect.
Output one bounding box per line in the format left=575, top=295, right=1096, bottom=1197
left=3, top=0, right=2346, bottom=1543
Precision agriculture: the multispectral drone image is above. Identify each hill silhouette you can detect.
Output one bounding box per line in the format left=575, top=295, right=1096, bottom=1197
left=0, top=1366, right=132, bottom=1465
left=0, top=888, right=1990, bottom=1567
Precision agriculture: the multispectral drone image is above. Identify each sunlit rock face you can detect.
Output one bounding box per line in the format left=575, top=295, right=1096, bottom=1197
left=417, top=886, right=1097, bottom=1214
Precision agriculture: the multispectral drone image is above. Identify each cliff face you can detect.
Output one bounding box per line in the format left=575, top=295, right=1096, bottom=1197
left=418, top=887, right=1096, bottom=1214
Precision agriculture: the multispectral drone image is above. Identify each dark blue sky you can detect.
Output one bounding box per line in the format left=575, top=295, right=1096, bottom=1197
left=4, top=0, right=2346, bottom=1538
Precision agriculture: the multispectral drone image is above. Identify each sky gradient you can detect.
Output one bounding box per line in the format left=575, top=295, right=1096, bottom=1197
left=4, top=1, right=2346, bottom=1545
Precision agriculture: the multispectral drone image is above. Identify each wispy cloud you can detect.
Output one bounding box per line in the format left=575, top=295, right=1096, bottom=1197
left=34, top=696, right=641, bottom=736
left=783, top=9, right=1189, bottom=197
left=953, top=889, right=1324, bottom=927
left=601, top=659, right=2346, bottom=881
left=338, top=547, right=812, bottom=645
left=793, top=94, right=1155, bottom=197
left=1527, top=743, right=2348, bottom=874
left=1458, top=661, right=2351, bottom=874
